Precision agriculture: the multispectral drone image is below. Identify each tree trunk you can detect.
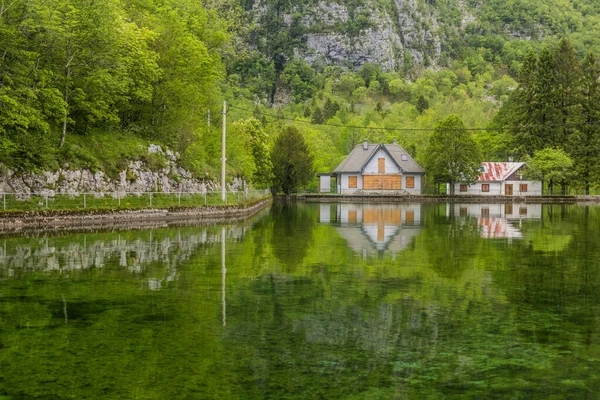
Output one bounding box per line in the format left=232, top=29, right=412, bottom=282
left=60, top=42, right=75, bottom=148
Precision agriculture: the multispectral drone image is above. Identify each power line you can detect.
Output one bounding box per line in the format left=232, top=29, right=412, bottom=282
left=229, top=104, right=600, bottom=132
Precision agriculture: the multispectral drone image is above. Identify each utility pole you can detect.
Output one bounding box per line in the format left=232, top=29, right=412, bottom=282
left=221, top=101, right=227, bottom=202
left=221, top=226, right=226, bottom=327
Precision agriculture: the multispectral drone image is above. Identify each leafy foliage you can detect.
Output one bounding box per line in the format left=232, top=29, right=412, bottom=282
left=424, top=115, right=482, bottom=194
left=526, top=148, right=574, bottom=195
left=271, top=126, right=314, bottom=194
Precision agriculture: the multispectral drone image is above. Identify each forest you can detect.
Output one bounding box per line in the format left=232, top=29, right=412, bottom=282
left=1, top=0, right=600, bottom=193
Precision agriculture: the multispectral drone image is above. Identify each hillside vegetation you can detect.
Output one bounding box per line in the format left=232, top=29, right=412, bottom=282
left=2, top=0, right=600, bottom=192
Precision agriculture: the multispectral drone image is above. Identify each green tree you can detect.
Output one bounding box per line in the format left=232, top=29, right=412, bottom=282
left=281, top=59, right=318, bottom=102
left=271, top=126, right=313, bottom=194
left=238, top=118, right=273, bottom=187
left=416, top=95, right=430, bottom=114
left=424, top=115, right=482, bottom=194
left=554, top=38, right=581, bottom=148
left=323, top=98, right=340, bottom=120
left=570, top=52, right=600, bottom=194
left=526, top=148, right=574, bottom=195
left=510, top=51, right=539, bottom=156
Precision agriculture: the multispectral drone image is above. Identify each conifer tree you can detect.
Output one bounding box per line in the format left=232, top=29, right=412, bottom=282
left=554, top=38, right=582, bottom=148
left=534, top=47, right=561, bottom=147
left=570, top=52, right=600, bottom=194
left=511, top=51, right=539, bottom=156
left=271, top=126, right=314, bottom=194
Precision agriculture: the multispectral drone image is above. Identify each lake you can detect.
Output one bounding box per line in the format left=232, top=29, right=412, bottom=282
left=1, top=201, right=599, bottom=399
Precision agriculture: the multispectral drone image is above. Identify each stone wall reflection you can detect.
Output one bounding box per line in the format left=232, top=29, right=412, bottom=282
left=0, top=225, right=249, bottom=277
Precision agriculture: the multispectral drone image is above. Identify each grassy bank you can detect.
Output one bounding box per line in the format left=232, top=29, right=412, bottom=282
left=0, top=191, right=270, bottom=213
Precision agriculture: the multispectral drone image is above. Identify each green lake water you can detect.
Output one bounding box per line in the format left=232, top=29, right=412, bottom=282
left=1, top=201, right=600, bottom=399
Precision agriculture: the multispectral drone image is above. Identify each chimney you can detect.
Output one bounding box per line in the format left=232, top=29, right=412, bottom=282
left=392, top=139, right=397, bottom=144
left=363, top=139, right=368, bottom=150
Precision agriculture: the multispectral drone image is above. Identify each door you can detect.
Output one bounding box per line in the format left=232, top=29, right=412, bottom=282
left=363, top=175, right=401, bottom=190
left=505, top=184, right=513, bottom=196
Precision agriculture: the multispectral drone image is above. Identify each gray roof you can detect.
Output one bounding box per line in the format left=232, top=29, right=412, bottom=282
left=333, top=143, right=425, bottom=174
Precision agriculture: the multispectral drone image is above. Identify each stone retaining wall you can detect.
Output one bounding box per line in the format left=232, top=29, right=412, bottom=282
left=0, top=198, right=272, bottom=233
left=298, top=194, right=600, bottom=204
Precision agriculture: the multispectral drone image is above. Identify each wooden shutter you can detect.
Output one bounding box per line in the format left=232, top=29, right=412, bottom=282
left=363, top=175, right=401, bottom=190
left=348, top=210, right=357, bottom=223
left=348, top=176, right=357, bottom=188
left=406, top=176, right=415, bottom=189
left=364, top=209, right=402, bottom=224
left=378, top=158, right=385, bottom=173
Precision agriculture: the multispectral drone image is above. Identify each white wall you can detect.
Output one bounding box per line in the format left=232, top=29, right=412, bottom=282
left=403, top=174, right=422, bottom=194
left=319, top=204, right=331, bottom=223
left=339, top=203, right=363, bottom=223
left=339, top=173, right=363, bottom=193
left=319, top=175, right=331, bottom=192
left=362, top=149, right=401, bottom=174
left=448, top=203, right=543, bottom=219
left=516, top=181, right=543, bottom=196
left=451, top=180, right=542, bottom=196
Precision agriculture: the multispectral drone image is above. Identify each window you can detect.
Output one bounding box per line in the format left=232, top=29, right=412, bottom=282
left=519, top=207, right=528, bottom=216
left=520, top=184, right=528, bottom=192
left=481, top=208, right=490, bottom=217
left=348, top=176, right=358, bottom=189
left=406, top=176, right=415, bottom=189
left=459, top=207, right=467, bottom=217
left=460, top=184, right=467, bottom=192
left=481, top=184, right=490, bottom=193
left=378, top=158, right=385, bottom=173
left=401, top=154, right=408, bottom=161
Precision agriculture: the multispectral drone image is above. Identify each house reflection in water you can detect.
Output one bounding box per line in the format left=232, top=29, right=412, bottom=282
left=447, top=203, right=542, bottom=239
left=319, top=203, right=421, bottom=258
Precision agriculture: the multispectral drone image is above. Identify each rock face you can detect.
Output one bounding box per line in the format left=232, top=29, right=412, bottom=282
left=0, top=145, right=245, bottom=197
left=253, top=0, right=449, bottom=72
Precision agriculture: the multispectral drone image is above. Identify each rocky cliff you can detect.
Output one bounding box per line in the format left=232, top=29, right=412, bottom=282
left=251, top=0, right=454, bottom=72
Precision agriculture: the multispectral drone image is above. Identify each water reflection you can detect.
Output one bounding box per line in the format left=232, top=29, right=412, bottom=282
left=449, top=203, right=542, bottom=239
left=1, top=202, right=600, bottom=399
left=319, top=203, right=422, bottom=258
left=0, top=224, right=250, bottom=292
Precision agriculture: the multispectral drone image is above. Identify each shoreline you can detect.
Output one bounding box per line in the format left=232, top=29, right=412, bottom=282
left=293, top=194, right=600, bottom=204
left=0, top=197, right=272, bottom=233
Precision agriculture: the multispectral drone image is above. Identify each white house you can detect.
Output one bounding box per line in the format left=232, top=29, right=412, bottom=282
left=446, top=203, right=543, bottom=239
left=449, top=162, right=542, bottom=196
left=318, top=203, right=422, bottom=258
left=329, top=140, right=425, bottom=194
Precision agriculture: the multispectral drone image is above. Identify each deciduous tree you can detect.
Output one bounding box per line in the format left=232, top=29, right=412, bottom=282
left=526, top=148, right=574, bottom=195
left=424, top=115, right=482, bottom=194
